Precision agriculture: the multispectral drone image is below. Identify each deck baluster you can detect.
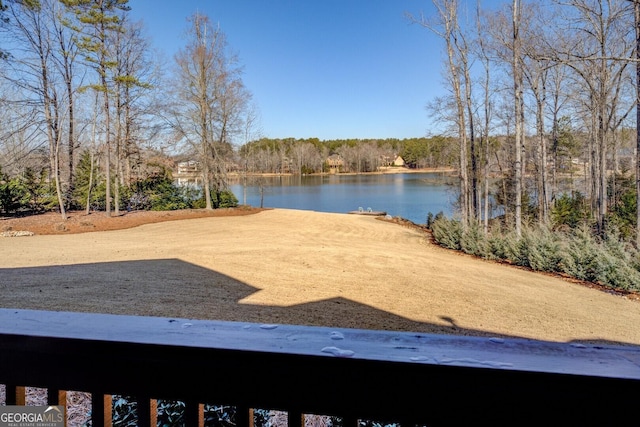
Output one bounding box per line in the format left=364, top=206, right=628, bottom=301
left=5, top=385, right=26, bottom=405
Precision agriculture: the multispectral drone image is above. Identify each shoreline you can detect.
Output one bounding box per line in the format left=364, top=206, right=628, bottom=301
left=228, top=167, right=456, bottom=178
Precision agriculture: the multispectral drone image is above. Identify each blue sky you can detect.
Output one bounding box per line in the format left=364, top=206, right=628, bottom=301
left=128, top=1, right=487, bottom=141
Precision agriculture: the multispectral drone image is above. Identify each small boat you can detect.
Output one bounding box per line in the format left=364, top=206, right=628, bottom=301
left=348, top=207, right=387, bottom=216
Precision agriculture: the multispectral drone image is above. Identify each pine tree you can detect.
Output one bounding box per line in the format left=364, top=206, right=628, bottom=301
left=60, top=0, right=130, bottom=216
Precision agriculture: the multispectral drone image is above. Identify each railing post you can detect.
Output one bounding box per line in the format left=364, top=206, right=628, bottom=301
left=150, top=399, right=158, bottom=427
left=5, top=386, right=26, bottom=405
left=91, top=393, right=112, bottom=427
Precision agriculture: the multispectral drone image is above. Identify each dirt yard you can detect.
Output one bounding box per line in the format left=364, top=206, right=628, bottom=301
left=1, top=208, right=640, bottom=345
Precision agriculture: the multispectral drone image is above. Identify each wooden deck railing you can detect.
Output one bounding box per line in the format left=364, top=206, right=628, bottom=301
left=1, top=308, right=640, bottom=427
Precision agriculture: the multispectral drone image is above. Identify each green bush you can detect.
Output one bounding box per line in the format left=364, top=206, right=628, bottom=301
left=430, top=215, right=462, bottom=250
left=430, top=217, right=640, bottom=291
left=0, top=176, right=28, bottom=213
left=72, top=150, right=103, bottom=210
left=192, top=189, right=239, bottom=209
left=426, top=212, right=435, bottom=229
left=460, top=223, right=489, bottom=258
left=149, top=187, right=191, bottom=211
left=561, top=227, right=602, bottom=282
left=607, top=172, right=636, bottom=240
left=595, top=251, right=640, bottom=290
left=487, top=234, right=508, bottom=260
left=22, top=167, right=52, bottom=212
left=213, top=189, right=238, bottom=208
left=608, top=190, right=636, bottom=241
left=132, top=174, right=191, bottom=211
left=512, top=227, right=563, bottom=272
left=485, top=223, right=511, bottom=261
left=551, top=192, right=589, bottom=229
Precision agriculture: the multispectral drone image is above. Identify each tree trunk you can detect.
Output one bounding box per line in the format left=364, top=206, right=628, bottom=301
left=66, top=74, right=74, bottom=206
left=85, top=151, right=95, bottom=215
left=464, top=62, right=478, bottom=221
left=103, top=87, right=111, bottom=217
left=114, top=84, right=122, bottom=216
left=513, top=0, right=523, bottom=237
left=536, top=94, right=549, bottom=224
left=636, top=0, right=640, bottom=247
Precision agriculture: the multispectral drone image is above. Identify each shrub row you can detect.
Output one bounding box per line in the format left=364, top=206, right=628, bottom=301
left=0, top=167, right=238, bottom=214
left=429, top=214, right=640, bottom=291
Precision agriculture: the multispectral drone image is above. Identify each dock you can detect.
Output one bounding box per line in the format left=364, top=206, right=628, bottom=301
left=348, top=207, right=387, bottom=216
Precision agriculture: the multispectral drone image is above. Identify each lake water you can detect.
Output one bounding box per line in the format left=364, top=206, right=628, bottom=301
left=229, top=172, right=457, bottom=225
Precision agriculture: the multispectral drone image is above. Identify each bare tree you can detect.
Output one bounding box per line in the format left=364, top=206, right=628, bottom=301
left=513, top=0, right=525, bottom=237
left=409, top=0, right=471, bottom=225
left=5, top=0, right=70, bottom=219
left=633, top=0, right=640, bottom=247
left=0, top=94, right=46, bottom=178
left=475, top=0, right=494, bottom=233
left=552, top=0, right=634, bottom=233
left=172, top=13, right=250, bottom=209
left=290, top=141, right=321, bottom=174
left=110, top=16, right=153, bottom=212
left=521, top=6, right=552, bottom=224
left=547, top=54, right=572, bottom=201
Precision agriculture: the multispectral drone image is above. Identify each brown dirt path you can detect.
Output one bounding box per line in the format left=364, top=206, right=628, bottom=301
left=1, top=208, right=639, bottom=345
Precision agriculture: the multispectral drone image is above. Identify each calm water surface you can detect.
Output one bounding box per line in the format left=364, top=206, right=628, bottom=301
left=229, top=173, right=456, bottom=225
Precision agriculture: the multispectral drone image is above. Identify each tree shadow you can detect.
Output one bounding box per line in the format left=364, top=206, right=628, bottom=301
left=0, top=258, right=635, bottom=346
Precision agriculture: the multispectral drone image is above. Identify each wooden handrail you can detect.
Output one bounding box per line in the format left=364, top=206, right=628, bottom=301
left=1, top=309, right=639, bottom=426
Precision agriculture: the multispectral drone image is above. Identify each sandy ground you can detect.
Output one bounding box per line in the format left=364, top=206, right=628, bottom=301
left=1, top=208, right=640, bottom=346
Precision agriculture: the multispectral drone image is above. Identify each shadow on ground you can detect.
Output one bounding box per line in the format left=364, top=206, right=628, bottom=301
left=0, top=258, right=634, bottom=346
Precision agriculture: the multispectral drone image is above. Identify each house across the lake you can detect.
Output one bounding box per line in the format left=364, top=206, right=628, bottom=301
left=393, top=155, right=406, bottom=167
left=175, top=160, right=240, bottom=186
left=326, top=154, right=344, bottom=173
left=175, top=161, right=202, bottom=187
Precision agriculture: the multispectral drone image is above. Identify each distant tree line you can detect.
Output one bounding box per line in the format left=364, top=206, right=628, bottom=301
left=237, top=136, right=458, bottom=174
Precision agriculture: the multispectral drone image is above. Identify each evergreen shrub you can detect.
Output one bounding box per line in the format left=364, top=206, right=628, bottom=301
left=515, top=227, right=563, bottom=272
left=551, top=192, right=589, bottom=229
left=192, top=189, right=239, bottom=209
left=460, top=223, right=489, bottom=258
left=213, top=189, right=238, bottom=208
left=486, top=224, right=511, bottom=261
left=561, top=227, right=603, bottom=282
left=0, top=176, right=28, bottom=213
left=430, top=215, right=462, bottom=250
left=429, top=216, right=640, bottom=291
